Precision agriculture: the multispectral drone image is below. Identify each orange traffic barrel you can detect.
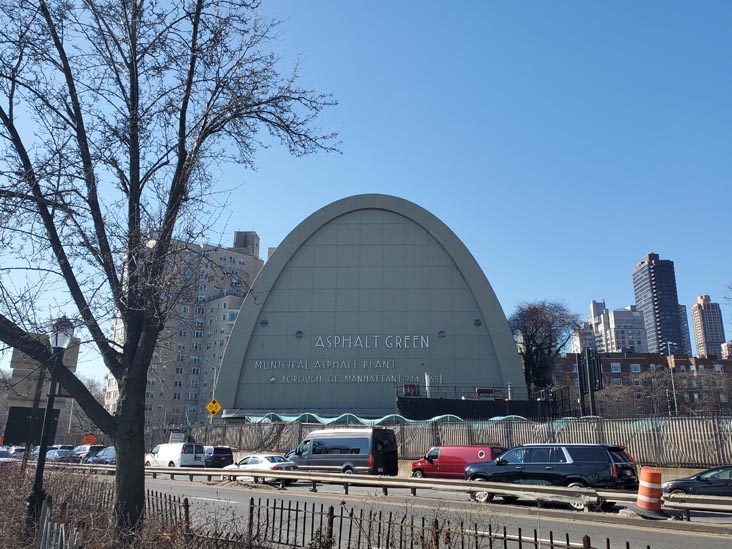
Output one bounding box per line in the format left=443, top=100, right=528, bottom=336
left=637, top=466, right=663, bottom=513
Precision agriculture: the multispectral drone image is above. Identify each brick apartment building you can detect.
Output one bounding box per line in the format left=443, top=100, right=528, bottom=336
left=554, top=352, right=732, bottom=416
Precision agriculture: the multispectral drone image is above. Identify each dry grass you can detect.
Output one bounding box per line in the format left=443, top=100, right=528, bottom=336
left=0, top=467, right=201, bottom=548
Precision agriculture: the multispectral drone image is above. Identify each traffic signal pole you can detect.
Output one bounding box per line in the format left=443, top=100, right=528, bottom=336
left=585, top=349, right=597, bottom=416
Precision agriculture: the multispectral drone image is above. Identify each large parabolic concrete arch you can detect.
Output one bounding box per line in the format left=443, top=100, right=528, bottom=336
left=217, top=194, right=526, bottom=418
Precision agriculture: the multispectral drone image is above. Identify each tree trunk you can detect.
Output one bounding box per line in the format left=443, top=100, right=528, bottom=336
left=114, top=372, right=146, bottom=541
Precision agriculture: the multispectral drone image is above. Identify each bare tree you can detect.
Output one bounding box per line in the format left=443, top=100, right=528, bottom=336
left=509, top=301, right=580, bottom=388
left=0, top=0, right=336, bottom=536
left=0, top=367, right=10, bottom=431
left=56, top=374, right=106, bottom=442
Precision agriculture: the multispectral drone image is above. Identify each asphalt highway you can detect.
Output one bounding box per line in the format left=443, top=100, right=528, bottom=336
left=146, top=475, right=732, bottom=548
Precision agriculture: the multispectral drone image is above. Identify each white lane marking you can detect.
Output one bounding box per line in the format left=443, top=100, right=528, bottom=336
left=190, top=496, right=238, bottom=504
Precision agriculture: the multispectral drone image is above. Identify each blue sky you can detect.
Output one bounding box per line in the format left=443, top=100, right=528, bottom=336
left=13, top=1, right=730, bottom=382
left=213, top=2, right=731, bottom=343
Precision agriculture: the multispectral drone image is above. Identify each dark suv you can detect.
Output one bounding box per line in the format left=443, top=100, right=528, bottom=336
left=204, top=446, right=234, bottom=468
left=464, top=443, right=638, bottom=508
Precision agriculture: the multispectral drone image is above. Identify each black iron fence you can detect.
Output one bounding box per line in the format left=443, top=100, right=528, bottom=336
left=192, top=496, right=650, bottom=549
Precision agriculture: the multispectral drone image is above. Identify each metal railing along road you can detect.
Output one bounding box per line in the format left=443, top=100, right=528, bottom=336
left=50, top=462, right=732, bottom=520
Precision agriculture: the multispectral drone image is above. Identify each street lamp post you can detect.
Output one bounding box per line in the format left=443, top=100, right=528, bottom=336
left=25, top=316, right=74, bottom=532
left=666, top=341, right=679, bottom=416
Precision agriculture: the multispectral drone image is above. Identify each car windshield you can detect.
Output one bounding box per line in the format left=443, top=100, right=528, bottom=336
left=213, top=448, right=232, bottom=455
left=58, top=450, right=75, bottom=457
left=264, top=455, right=286, bottom=463
left=0, top=450, right=11, bottom=458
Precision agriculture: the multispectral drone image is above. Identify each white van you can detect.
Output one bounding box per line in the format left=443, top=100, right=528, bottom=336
left=144, top=442, right=205, bottom=468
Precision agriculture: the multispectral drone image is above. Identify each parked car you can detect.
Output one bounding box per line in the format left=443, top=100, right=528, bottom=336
left=464, top=443, right=638, bottom=509
left=288, top=428, right=398, bottom=475
left=222, top=454, right=298, bottom=484
left=662, top=466, right=732, bottom=496
left=74, top=444, right=105, bottom=462
left=0, top=449, right=19, bottom=469
left=144, top=443, right=205, bottom=468
left=8, top=445, right=26, bottom=457
left=86, top=446, right=116, bottom=465
left=46, top=449, right=81, bottom=463
left=411, top=445, right=506, bottom=479
left=204, top=446, right=235, bottom=468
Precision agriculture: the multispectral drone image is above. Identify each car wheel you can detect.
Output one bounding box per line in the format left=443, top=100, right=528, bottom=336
left=343, top=467, right=354, bottom=475
left=502, top=495, right=519, bottom=503
left=567, top=482, right=588, bottom=511
left=670, top=489, right=686, bottom=496
left=471, top=478, right=494, bottom=503
left=412, top=470, right=424, bottom=478
left=168, top=462, right=175, bottom=467
left=144, top=461, right=151, bottom=467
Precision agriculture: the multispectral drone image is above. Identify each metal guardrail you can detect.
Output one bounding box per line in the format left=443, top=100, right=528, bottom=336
left=663, top=492, right=732, bottom=521
left=54, top=463, right=732, bottom=519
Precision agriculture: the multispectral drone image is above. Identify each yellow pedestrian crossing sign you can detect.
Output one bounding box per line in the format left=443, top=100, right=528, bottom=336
left=206, top=398, right=222, bottom=416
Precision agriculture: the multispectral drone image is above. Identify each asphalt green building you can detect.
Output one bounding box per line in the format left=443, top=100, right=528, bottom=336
left=217, top=194, right=527, bottom=418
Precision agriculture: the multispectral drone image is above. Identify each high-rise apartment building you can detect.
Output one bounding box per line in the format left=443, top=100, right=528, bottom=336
left=571, top=321, right=596, bottom=354
left=103, top=232, right=264, bottom=427
left=692, top=295, right=727, bottom=358
left=722, top=341, right=732, bottom=360
left=632, top=252, right=691, bottom=356
left=572, top=300, right=648, bottom=354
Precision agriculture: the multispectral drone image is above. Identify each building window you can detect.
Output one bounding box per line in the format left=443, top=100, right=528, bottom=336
left=714, top=364, right=723, bottom=373
left=698, top=364, right=704, bottom=372
left=679, top=365, right=686, bottom=373
left=721, top=394, right=729, bottom=403
left=612, top=378, right=622, bottom=386
left=611, top=363, right=621, bottom=373
left=649, top=364, right=656, bottom=371
left=189, top=367, right=200, bottom=375
left=181, top=305, right=189, bottom=313
left=631, top=364, right=641, bottom=373
left=173, top=393, right=181, bottom=400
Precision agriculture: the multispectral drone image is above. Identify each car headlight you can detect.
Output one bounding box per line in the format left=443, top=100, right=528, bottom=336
left=661, top=482, right=672, bottom=492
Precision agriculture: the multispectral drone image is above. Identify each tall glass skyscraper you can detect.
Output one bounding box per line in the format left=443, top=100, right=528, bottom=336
left=632, top=252, right=692, bottom=355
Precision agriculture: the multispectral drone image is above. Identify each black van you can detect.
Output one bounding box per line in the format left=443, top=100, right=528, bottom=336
left=289, top=428, right=398, bottom=476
